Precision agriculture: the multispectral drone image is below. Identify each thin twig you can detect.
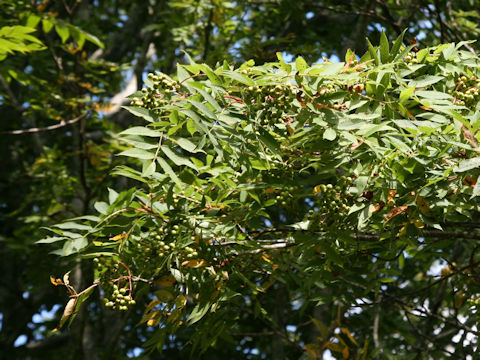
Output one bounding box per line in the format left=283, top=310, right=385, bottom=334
left=0, top=112, right=89, bottom=135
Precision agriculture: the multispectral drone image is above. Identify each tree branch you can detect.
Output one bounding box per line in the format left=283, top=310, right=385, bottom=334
left=0, top=112, right=89, bottom=135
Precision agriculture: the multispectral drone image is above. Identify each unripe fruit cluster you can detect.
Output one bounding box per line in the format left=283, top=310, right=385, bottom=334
left=317, top=82, right=337, bottom=96
left=243, top=84, right=297, bottom=125
left=404, top=52, right=419, bottom=66
left=451, top=74, right=479, bottom=106
left=309, top=176, right=354, bottom=230
left=130, top=73, right=180, bottom=115
left=275, top=185, right=299, bottom=207
left=103, top=284, right=135, bottom=311
left=138, top=227, right=199, bottom=262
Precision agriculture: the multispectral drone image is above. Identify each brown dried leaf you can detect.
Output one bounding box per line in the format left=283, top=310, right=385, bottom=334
left=369, top=201, right=385, bottom=213
left=462, top=125, right=478, bottom=149
left=464, top=174, right=478, bottom=188
left=54, top=297, right=77, bottom=331
left=385, top=206, right=408, bottom=223
left=63, top=271, right=71, bottom=287
left=50, top=275, right=63, bottom=286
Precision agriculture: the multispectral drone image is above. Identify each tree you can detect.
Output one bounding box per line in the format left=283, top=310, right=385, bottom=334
left=40, top=31, right=480, bottom=359
left=4, top=1, right=480, bottom=359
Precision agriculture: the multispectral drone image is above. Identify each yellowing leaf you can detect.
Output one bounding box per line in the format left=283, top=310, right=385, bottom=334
left=341, top=327, right=358, bottom=346
left=155, top=275, right=176, bottom=287
left=387, top=189, right=397, bottom=207
left=324, top=341, right=343, bottom=353
left=140, top=310, right=160, bottom=325
left=144, top=299, right=161, bottom=313
left=361, top=339, right=369, bottom=360
left=175, top=294, right=187, bottom=308
left=455, top=291, right=466, bottom=308
left=110, top=233, right=127, bottom=241
left=311, top=318, right=328, bottom=338
left=342, top=346, right=350, bottom=359
left=411, top=218, right=424, bottom=229
left=262, top=254, right=273, bottom=264
left=181, top=259, right=207, bottom=267
left=416, top=196, right=430, bottom=215
left=261, top=277, right=276, bottom=291
left=154, top=289, right=174, bottom=302
left=313, top=185, right=322, bottom=195
left=397, top=223, right=407, bottom=237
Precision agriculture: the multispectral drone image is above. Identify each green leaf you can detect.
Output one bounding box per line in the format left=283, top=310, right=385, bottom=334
left=379, top=31, right=389, bottom=63
left=390, top=29, right=407, bottom=61
left=258, top=127, right=281, bottom=159
left=53, top=222, right=92, bottom=231
left=142, top=161, right=156, bottom=177
left=120, top=126, right=163, bottom=137
left=173, top=137, right=205, bottom=153
left=55, top=24, right=69, bottom=43
left=83, top=32, right=104, bottom=49
left=323, top=128, right=337, bottom=141
left=187, top=100, right=216, bottom=120
left=42, top=19, right=54, bottom=33
left=121, top=106, right=157, bottom=122
left=295, top=56, right=308, bottom=73
left=187, top=302, right=211, bottom=325
left=399, top=86, right=415, bottom=104
left=198, top=64, right=222, bottom=85
left=161, top=146, right=197, bottom=170
left=94, top=201, right=109, bottom=215
left=118, top=148, right=155, bottom=160
left=196, top=87, right=222, bottom=112
left=367, top=37, right=379, bottom=65
left=408, top=75, right=443, bottom=88
left=276, top=52, right=292, bottom=73
left=36, top=236, right=67, bottom=244
left=454, top=157, right=480, bottom=172
left=157, top=157, right=182, bottom=186
left=108, top=188, right=119, bottom=204
left=221, top=70, right=254, bottom=86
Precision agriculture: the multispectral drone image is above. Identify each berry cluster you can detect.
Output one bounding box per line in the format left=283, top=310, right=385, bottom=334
left=243, top=84, right=297, bottom=125
left=317, top=82, right=338, bottom=96
left=404, top=52, right=419, bottom=66
left=275, top=185, right=299, bottom=207
left=137, top=227, right=199, bottom=261
left=309, top=176, right=354, bottom=230
left=103, top=284, right=135, bottom=311
left=130, top=73, right=180, bottom=115
left=451, top=75, right=479, bottom=106
left=93, top=257, right=136, bottom=311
